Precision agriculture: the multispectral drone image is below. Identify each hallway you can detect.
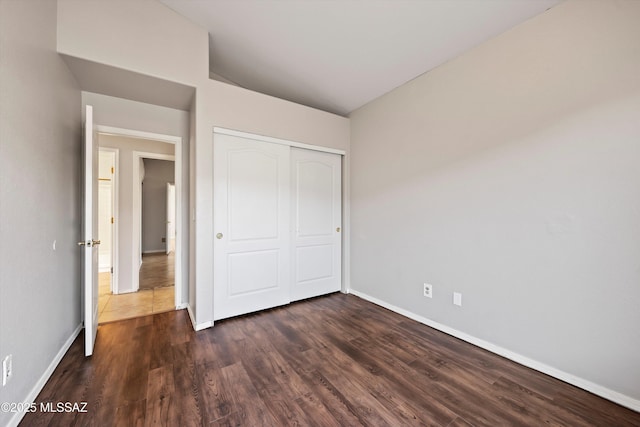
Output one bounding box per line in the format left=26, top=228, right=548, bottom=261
left=98, top=253, right=175, bottom=323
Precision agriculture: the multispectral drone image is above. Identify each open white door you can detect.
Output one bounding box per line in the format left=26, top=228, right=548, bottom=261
left=166, top=183, right=176, bottom=254
left=81, top=105, right=100, bottom=356
left=291, top=148, right=342, bottom=301
left=213, top=133, right=291, bottom=320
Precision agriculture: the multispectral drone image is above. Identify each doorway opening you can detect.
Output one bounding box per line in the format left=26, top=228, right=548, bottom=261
left=137, top=157, right=176, bottom=311
left=95, top=126, right=183, bottom=323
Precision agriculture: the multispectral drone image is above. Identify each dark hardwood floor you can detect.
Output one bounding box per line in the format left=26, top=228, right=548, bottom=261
left=21, top=293, right=640, bottom=426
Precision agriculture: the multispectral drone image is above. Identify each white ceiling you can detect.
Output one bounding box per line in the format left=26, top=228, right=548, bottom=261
left=160, top=0, right=561, bottom=116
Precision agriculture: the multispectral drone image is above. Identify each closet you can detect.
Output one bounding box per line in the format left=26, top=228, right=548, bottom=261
left=213, top=130, right=342, bottom=320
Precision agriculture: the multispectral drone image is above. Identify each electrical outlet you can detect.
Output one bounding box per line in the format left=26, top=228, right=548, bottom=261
left=161, top=237, right=166, bottom=243
left=453, top=292, right=462, bottom=307
left=423, top=283, right=433, bottom=298
left=2, top=354, right=12, bottom=386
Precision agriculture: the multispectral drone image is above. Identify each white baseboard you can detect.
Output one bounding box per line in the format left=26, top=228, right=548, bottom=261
left=186, top=304, right=214, bottom=331
left=186, top=304, right=196, bottom=329
left=6, top=324, right=83, bottom=427
left=349, top=289, right=640, bottom=413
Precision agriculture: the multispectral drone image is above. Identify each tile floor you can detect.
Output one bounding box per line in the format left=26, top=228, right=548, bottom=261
left=98, top=272, right=175, bottom=324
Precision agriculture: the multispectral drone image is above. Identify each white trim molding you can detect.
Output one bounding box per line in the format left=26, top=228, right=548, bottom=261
left=187, top=304, right=214, bottom=331
left=213, top=127, right=346, bottom=155
left=6, top=324, right=82, bottom=427
left=349, top=289, right=640, bottom=413
left=97, top=125, right=181, bottom=145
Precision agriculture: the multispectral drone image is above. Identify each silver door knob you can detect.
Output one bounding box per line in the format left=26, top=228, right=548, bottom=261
left=77, top=241, right=86, bottom=246
left=216, top=233, right=223, bottom=239
left=336, top=227, right=341, bottom=232
left=92, top=239, right=101, bottom=246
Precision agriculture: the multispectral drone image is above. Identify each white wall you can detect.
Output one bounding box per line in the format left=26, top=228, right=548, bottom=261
left=98, top=135, right=174, bottom=294
left=350, top=0, right=640, bottom=407
left=57, top=0, right=208, bottom=85
left=142, top=159, right=175, bottom=253
left=0, top=1, right=82, bottom=426
left=83, top=92, right=191, bottom=139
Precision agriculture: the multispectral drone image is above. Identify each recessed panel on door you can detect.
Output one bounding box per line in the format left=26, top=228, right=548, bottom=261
left=228, top=250, right=279, bottom=295
left=298, top=161, right=334, bottom=237
left=229, top=151, right=279, bottom=241
left=213, top=133, right=290, bottom=320
left=291, top=148, right=342, bottom=302
left=296, top=244, right=334, bottom=283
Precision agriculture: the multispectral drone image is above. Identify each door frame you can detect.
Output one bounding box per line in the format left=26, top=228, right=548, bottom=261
left=214, top=127, right=345, bottom=155
left=98, top=147, right=119, bottom=293
left=134, top=151, right=177, bottom=295
left=134, top=151, right=176, bottom=288
left=96, top=125, right=184, bottom=309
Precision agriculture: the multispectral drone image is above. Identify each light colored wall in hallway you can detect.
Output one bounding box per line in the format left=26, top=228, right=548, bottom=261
left=142, top=159, right=175, bottom=253
left=349, top=0, right=640, bottom=404
left=98, top=135, right=174, bottom=294
left=0, top=1, right=82, bottom=425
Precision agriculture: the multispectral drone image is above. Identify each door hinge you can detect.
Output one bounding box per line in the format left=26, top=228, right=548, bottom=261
left=111, top=217, right=114, bottom=224
left=111, top=167, right=114, bottom=174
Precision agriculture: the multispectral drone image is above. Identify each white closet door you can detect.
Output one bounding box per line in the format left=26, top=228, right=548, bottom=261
left=213, top=133, right=291, bottom=320
left=291, top=148, right=342, bottom=301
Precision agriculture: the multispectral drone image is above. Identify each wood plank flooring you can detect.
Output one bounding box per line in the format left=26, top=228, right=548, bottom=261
left=21, top=293, right=640, bottom=426
left=139, top=252, right=175, bottom=291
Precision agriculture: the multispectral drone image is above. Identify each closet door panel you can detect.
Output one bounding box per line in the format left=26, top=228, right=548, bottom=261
left=291, top=148, right=342, bottom=301
left=228, top=150, right=279, bottom=240
left=213, top=133, right=290, bottom=320
left=296, top=244, right=334, bottom=283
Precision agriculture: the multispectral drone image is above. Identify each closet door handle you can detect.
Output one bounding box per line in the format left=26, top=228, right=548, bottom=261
left=216, top=233, right=223, bottom=239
